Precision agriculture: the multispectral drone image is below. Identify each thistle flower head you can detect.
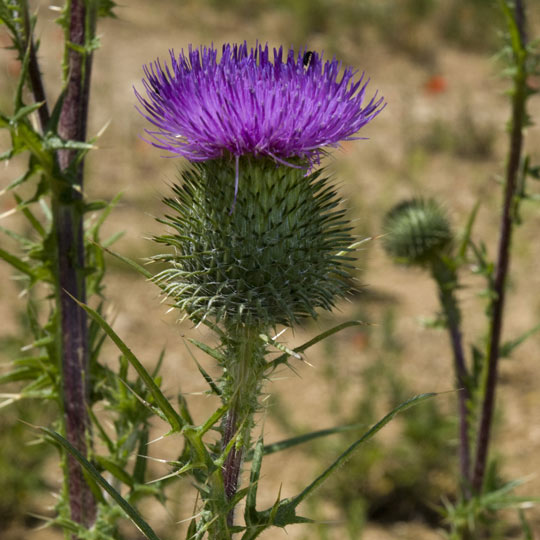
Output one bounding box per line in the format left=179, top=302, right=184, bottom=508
left=135, top=42, right=385, bottom=167
left=382, top=198, right=454, bottom=267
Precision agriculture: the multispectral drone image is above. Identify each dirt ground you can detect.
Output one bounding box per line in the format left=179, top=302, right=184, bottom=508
left=1, top=1, right=540, bottom=539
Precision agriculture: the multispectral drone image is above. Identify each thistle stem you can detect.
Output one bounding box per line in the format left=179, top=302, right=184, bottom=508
left=53, top=0, right=97, bottom=529
left=431, top=259, right=471, bottom=498
left=222, top=408, right=243, bottom=525
left=220, top=326, right=265, bottom=531
left=472, top=0, right=528, bottom=494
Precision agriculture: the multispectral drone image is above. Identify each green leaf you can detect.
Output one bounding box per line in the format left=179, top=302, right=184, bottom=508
left=68, top=294, right=184, bottom=432
left=458, top=200, right=481, bottom=261
left=500, top=322, right=540, bottom=358
left=267, top=320, right=368, bottom=372
left=0, top=367, right=41, bottom=385
left=98, top=0, right=117, bottom=18
left=289, top=393, right=436, bottom=508
left=37, top=427, right=161, bottom=540
left=132, top=428, right=149, bottom=485
left=98, top=244, right=153, bottom=279
left=14, top=121, right=54, bottom=174
left=247, top=421, right=369, bottom=459
left=245, top=437, right=264, bottom=525
left=528, top=165, right=540, bottom=180
left=0, top=164, right=40, bottom=195
left=519, top=508, right=533, bottom=540
left=0, top=247, right=36, bottom=278
left=190, top=353, right=221, bottom=396
left=187, top=338, right=226, bottom=363
left=14, top=29, right=32, bottom=111
left=95, top=455, right=135, bottom=488
left=11, top=102, right=45, bottom=123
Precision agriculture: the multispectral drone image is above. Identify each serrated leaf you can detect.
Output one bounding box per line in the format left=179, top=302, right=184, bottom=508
left=0, top=164, right=40, bottom=194
left=189, top=351, right=221, bottom=396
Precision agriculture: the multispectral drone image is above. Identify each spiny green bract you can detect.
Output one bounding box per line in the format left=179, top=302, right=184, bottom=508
left=382, top=198, right=454, bottom=266
left=151, top=157, right=354, bottom=327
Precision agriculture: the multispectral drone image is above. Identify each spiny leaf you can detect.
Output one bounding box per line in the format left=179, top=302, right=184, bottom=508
left=267, top=320, right=368, bottom=372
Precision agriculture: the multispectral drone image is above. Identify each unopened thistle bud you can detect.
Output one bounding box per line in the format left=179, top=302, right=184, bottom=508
left=382, top=198, right=454, bottom=267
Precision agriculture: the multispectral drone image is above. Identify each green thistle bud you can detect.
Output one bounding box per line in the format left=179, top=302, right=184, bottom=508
left=382, top=198, right=454, bottom=266
left=152, top=157, right=354, bottom=328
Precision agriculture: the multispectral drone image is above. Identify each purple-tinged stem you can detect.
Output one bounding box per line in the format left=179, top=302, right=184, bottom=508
left=218, top=325, right=264, bottom=532
left=53, top=0, right=97, bottom=528
left=472, top=0, right=528, bottom=494
left=432, top=260, right=471, bottom=498
left=18, top=0, right=97, bottom=529
left=222, top=408, right=244, bottom=527
left=447, top=320, right=471, bottom=497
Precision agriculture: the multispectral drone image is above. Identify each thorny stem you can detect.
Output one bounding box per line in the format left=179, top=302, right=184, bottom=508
left=17, top=0, right=97, bottom=529
left=222, top=408, right=243, bottom=527
left=220, top=326, right=265, bottom=532
left=472, top=0, right=528, bottom=494
left=431, top=260, right=471, bottom=499
left=54, top=0, right=97, bottom=528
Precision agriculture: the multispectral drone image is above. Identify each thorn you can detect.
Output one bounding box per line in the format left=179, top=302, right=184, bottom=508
left=0, top=207, right=18, bottom=220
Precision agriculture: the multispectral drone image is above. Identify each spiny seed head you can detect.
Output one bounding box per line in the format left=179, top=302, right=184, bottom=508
left=151, top=158, right=355, bottom=328
left=382, top=198, right=454, bottom=266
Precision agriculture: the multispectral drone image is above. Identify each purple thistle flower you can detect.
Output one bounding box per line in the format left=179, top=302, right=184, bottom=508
left=135, top=42, right=385, bottom=167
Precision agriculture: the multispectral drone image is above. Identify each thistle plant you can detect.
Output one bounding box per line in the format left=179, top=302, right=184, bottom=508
left=1, top=2, right=174, bottom=539
left=132, top=43, right=401, bottom=538
left=383, top=0, right=540, bottom=536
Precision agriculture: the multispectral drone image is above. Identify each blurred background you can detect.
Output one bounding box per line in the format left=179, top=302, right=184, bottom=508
left=1, top=0, right=540, bottom=538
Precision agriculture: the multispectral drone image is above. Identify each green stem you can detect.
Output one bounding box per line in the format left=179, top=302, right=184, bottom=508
left=219, top=325, right=265, bottom=534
